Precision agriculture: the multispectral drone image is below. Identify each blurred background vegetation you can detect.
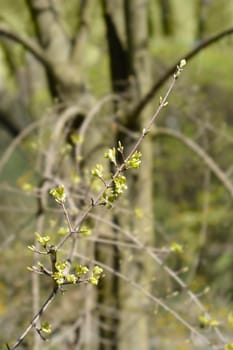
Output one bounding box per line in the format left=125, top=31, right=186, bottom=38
left=1, top=1, right=233, bottom=349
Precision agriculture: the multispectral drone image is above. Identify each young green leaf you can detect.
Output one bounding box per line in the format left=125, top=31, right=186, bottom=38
left=76, top=264, right=89, bottom=276
left=104, top=147, right=117, bottom=165
left=41, top=321, right=52, bottom=334
left=114, top=175, right=127, bottom=194
left=117, top=141, right=124, bottom=154
left=35, top=232, right=51, bottom=247
left=66, top=274, right=77, bottom=284
left=49, top=185, right=66, bottom=203
left=80, top=225, right=92, bottom=237
left=170, top=242, right=183, bottom=254
left=91, top=164, right=104, bottom=178
left=126, top=151, right=142, bottom=169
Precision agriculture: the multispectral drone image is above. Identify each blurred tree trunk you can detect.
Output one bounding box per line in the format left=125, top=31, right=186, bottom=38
left=101, top=1, right=154, bottom=349
left=196, top=0, right=210, bottom=40
left=97, top=3, right=127, bottom=349
left=23, top=2, right=97, bottom=350
left=158, top=0, right=174, bottom=36
left=120, top=1, right=154, bottom=349
left=25, top=0, right=87, bottom=100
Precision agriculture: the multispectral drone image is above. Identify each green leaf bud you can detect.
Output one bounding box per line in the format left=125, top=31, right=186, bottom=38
left=49, top=185, right=66, bottom=203
left=126, top=151, right=142, bottom=169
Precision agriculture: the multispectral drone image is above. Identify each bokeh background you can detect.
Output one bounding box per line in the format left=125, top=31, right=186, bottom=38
left=1, top=1, right=233, bottom=349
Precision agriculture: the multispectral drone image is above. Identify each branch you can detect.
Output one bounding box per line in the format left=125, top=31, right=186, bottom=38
left=87, top=209, right=227, bottom=344
left=9, top=289, right=57, bottom=350
left=132, top=26, right=233, bottom=117
left=72, top=252, right=212, bottom=347
left=115, top=121, right=233, bottom=200
left=5, top=63, right=185, bottom=349
left=153, top=127, right=233, bottom=199
left=0, top=25, right=51, bottom=70
left=0, top=119, right=41, bottom=176
left=0, top=105, right=83, bottom=177
left=56, top=71, right=179, bottom=252
left=75, top=94, right=120, bottom=172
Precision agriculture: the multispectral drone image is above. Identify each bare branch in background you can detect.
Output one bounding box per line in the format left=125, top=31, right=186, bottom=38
left=153, top=127, right=233, bottom=199
left=0, top=25, right=51, bottom=69
left=131, top=26, right=233, bottom=118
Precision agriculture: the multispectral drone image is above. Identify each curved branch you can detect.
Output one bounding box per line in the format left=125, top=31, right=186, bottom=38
left=0, top=25, right=51, bottom=70
left=153, top=127, right=233, bottom=199
left=73, top=252, right=212, bottom=347
left=132, top=26, right=233, bottom=117
left=0, top=115, right=53, bottom=176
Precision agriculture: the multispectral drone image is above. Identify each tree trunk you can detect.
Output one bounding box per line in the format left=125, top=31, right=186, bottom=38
left=102, top=1, right=154, bottom=349
left=159, top=0, right=174, bottom=36
left=25, top=0, right=87, bottom=99
left=119, top=2, right=154, bottom=349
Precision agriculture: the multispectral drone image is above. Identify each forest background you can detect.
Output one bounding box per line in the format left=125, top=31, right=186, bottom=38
left=1, top=1, right=233, bottom=350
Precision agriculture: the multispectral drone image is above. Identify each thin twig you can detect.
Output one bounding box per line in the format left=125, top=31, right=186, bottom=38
left=72, top=252, right=213, bottom=348
left=9, top=289, right=57, bottom=350
left=7, top=65, right=183, bottom=350
left=131, top=26, right=233, bottom=117
left=114, top=123, right=233, bottom=199
left=87, top=207, right=227, bottom=344
left=56, top=74, right=177, bottom=251
left=153, top=127, right=233, bottom=199
left=0, top=25, right=51, bottom=69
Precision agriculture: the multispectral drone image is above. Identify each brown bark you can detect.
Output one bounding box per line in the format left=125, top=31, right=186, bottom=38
left=25, top=0, right=70, bottom=62
left=159, top=0, right=174, bottom=36
left=101, top=1, right=154, bottom=349
left=24, top=0, right=87, bottom=99
left=119, top=1, right=154, bottom=349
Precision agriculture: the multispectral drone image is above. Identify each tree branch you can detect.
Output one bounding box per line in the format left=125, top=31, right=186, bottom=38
left=9, top=289, right=57, bottom=350
left=72, top=252, right=212, bottom=347
left=153, top=127, right=233, bottom=199
left=132, top=26, right=233, bottom=117
left=115, top=122, right=233, bottom=199
left=0, top=25, right=51, bottom=70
